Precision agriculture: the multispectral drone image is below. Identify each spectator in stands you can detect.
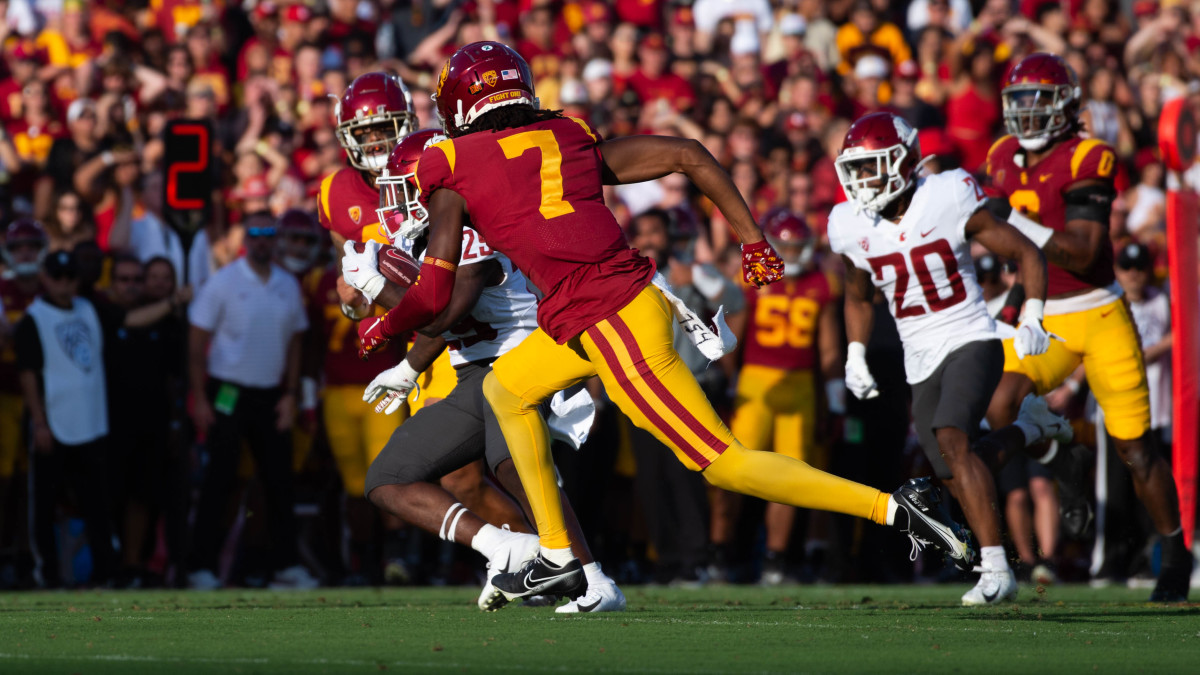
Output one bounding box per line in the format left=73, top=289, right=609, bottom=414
left=186, top=212, right=314, bottom=590
left=43, top=189, right=94, bottom=252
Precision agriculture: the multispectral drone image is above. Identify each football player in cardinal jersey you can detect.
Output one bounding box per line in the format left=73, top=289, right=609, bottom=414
left=984, top=53, right=1193, bottom=601
left=828, top=112, right=1063, bottom=605
left=345, top=132, right=625, bottom=612
left=359, top=41, right=974, bottom=602
left=729, top=210, right=841, bottom=584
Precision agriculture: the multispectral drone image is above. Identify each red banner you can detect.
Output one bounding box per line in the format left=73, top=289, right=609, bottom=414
left=1160, top=98, right=1198, bottom=548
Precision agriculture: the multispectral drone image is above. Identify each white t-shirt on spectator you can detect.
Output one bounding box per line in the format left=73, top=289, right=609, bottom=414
left=128, top=211, right=185, bottom=287
left=906, top=0, right=973, bottom=34
left=188, top=227, right=217, bottom=290
left=614, top=180, right=665, bottom=218
left=189, top=257, right=308, bottom=389
left=1128, top=286, right=1172, bottom=433
left=693, top=0, right=772, bottom=34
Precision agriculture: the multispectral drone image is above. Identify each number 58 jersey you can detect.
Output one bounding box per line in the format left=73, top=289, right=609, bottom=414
left=828, top=168, right=996, bottom=384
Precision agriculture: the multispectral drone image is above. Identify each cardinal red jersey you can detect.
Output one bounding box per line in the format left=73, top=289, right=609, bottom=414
left=0, top=279, right=37, bottom=394
left=416, top=116, right=656, bottom=344
left=317, top=166, right=389, bottom=245
left=304, top=266, right=401, bottom=385
left=986, top=134, right=1117, bottom=296
left=741, top=270, right=839, bottom=371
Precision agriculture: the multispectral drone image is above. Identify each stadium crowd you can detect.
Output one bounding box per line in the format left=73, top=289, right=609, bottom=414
left=0, top=0, right=1195, bottom=592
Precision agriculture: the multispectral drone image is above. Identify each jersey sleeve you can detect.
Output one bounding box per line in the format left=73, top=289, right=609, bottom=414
left=317, top=172, right=336, bottom=232
left=983, top=135, right=1013, bottom=194
left=1068, top=139, right=1117, bottom=185
left=565, top=116, right=603, bottom=145
left=416, top=139, right=457, bottom=211
left=826, top=204, right=865, bottom=270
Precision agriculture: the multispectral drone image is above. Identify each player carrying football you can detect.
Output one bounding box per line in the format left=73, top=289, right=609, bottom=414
left=358, top=41, right=974, bottom=601
left=984, top=53, right=1193, bottom=602
left=829, top=112, right=1068, bottom=605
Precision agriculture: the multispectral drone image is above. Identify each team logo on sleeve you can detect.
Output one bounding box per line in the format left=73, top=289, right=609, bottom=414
left=859, top=238, right=870, bottom=252
left=348, top=206, right=362, bottom=224
left=483, top=70, right=499, bottom=87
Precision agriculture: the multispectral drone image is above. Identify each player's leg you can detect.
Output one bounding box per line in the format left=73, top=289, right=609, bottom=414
left=1028, top=470, right=1060, bottom=584
left=724, top=365, right=776, bottom=579
left=439, top=462, right=530, bottom=534
left=362, top=393, right=410, bottom=583
left=1082, top=301, right=1190, bottom=600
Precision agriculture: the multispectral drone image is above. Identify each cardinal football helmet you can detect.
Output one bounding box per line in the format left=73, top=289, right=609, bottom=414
left=433, top=41, right=538, bottom=137
left=835, top=112, right=924, bottom=214
left=762, top=209, right=815, bottom=276
left=376, top=129, right=447, bottom=242
left=275, top=209, right=321, bottom=274
left=335, top=72, right=417, bottom=172
left=1002, top=53, right=1081, bottom=152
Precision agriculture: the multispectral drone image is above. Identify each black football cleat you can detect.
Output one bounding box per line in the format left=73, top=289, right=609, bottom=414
left=893, top=478, right=976, bottom=571
left=1149, top=532, right=1193, bottom=603
left=491, top=554, right=587, bottom=602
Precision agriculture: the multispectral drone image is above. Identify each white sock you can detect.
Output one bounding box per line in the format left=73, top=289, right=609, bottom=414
left=582, top=561, right=604, bottom=584
left=1014, top=420, right=1041, bottom=446
left=470, top=523, right=505, bottom=558
left=981, top=545, right=1009, bottom=571
left=885, top=495, right=899, bottom=526
left=541, top=545, right=575, bottom=567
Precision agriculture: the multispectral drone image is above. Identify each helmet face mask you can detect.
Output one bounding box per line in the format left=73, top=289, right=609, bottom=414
left=375, top=129, right=445, bottom=242
left=762, top=210, right=814, bottom=276
left=1001, top=53, right=1081, bottom=152
left=835, top=112, right=922, bottom=216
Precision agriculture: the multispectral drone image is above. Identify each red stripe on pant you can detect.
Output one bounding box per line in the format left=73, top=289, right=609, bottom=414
left=586, top=324, right=713, bottom=468
left=608, top=316, right=729, bottom=457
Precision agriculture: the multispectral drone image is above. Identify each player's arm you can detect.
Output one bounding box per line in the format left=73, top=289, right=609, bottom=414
left=841, top=256, right=879, bottom=400
left=598, top=136, right=762, bottom=245
left=965, top=206, right=1047, bottom=303
left=996, top=179, right=1114, bottom=275
left=357, top=189, right=465, bottom=355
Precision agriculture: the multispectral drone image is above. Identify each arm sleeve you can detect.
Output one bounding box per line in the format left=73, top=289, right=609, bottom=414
left=14, top=316, right=43, bottom=373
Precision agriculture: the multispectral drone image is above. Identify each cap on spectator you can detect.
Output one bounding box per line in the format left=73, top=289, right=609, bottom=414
left=235, top=176, right=271, bottom=200
left=780, top=13, right=807, bottom=36
left=673, top=7, right=695, bottom=27
left=896, top=60, right=920, bottom=80
left=254, top=2, right=279, bottom=19
left=1132, top=0, right=1160, bottom=17
left=283, top=5, right=312, bottom=22
left=583, top=0, right=612, bottom=23
left=730, top=20, right=760, bottom=56
left=1135, top=147, right=1161, bottom=171
left=854, top=54, right=889, bottom=80
left=8, top=38, right=39, bottom=62
left=640, top=33, right=667, bottom=51
left=43, top=249, right=78, bottom=278
left=1117, top=242, right=1152, bottom=270
left=582, top=58, right=613, bottom=81
left=784, top=111, right=809, bottom=132
left=67, top=98, right=96, bottom=123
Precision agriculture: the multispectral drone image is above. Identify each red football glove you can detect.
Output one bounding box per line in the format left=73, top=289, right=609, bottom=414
left=741, top=240, right=785, bottom=287
left=357, top=314, right=390, bottom=361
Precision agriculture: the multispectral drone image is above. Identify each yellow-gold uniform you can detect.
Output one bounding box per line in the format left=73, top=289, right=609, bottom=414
left=0, top=278, right=35, bottom=478
left=987, top=134, right=1149, bottom=440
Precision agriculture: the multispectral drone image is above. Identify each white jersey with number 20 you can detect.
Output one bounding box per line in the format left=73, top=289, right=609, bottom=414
left=829, top=168, right=997, bottom=384
left=396, top=226, right=538, bottom=367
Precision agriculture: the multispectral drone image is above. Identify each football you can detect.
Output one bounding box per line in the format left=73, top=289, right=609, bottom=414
left=353, top=241, right=421, bottom=287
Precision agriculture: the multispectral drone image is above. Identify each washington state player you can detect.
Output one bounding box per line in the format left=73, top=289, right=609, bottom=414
left=829, top=112, right=1065, bottom=605
left=984, top=53, right=1194, bottom=602
left=358, top=42, right=976, bottom=602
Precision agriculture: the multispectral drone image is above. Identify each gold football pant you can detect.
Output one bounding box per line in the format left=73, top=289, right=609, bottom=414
left=732, top=365, right=823, bottom=466
left=485, top=284, right=889, bottom=549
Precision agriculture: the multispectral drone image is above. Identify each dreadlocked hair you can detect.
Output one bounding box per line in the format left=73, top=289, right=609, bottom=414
left=468, top=106, right=567, bottom=135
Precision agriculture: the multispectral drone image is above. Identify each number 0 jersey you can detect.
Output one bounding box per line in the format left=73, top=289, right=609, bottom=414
left=986, top=134, right=1117, bottom=297
left=396, top=227, right=538, bottom=367
left=829, top=168, right=996, bottom=384
left=415, top=116, right=656, bottom=344
left=741, top=271, right=840, bottom=371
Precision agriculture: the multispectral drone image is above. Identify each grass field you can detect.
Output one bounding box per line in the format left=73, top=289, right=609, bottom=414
left=1, top=584, right=1197, bottom=673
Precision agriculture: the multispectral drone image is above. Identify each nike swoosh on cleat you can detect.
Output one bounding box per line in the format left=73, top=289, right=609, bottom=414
left=525, top=568, right=575, bottom=588
left=577, top=598, right=602, bottom=612
left=982, top=589, right=1000, bottom=603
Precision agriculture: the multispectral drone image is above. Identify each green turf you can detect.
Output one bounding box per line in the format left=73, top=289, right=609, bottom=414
left=0, top=584, right=1197, bottom=673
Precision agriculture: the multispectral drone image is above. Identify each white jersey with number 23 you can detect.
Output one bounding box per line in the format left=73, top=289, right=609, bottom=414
left=829, top=168, right=997, bottom=384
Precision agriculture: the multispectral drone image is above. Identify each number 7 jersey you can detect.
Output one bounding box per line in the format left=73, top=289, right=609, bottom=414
left=828, top=168, right=996, bottom=384
left=414, top=116, right=656, bottom=344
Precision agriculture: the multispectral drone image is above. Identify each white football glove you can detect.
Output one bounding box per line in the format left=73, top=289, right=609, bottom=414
left=845, top=341, right=879, bottom=400
left=342, top=240, right=387, bottom=301
left=363, top=359, right=421, bottom=415
left=1013, top=299, right=1060, bottom=359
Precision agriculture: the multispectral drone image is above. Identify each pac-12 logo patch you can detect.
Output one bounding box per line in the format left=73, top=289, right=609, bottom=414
left=482, top=70, right=498, bottom=87
left=859, top=238, right=870, bottom=252
left=348, top=206, right=362, bottom=224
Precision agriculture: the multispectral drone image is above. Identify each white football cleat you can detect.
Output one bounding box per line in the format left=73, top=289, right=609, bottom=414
left=555, top=578, right=626, bottom=613
left=962, top=567, right=1018, bottom=606
left=269, top=565, right=319, bottom=590
left=478, top=527, right=540, bottom=611
left=1018, top=394, right=1073, bottom=445
left=187, top=569, right=221, bottom=591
